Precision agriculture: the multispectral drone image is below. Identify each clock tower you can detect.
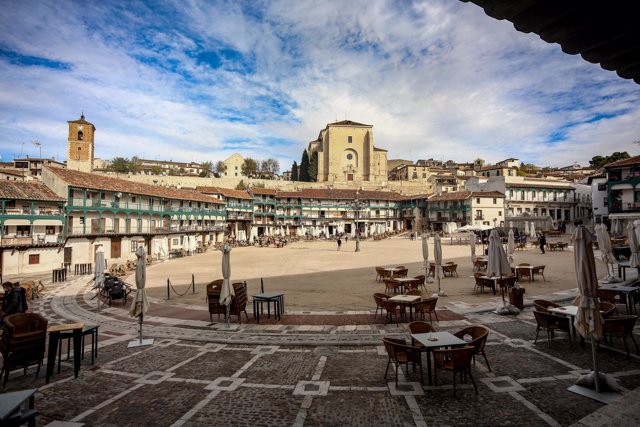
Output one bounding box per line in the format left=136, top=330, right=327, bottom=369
left=67, top=113, right=95, bottom=173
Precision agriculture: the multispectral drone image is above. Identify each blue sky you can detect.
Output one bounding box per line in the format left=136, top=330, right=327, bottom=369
left=1, top=0, right=638, bottom=171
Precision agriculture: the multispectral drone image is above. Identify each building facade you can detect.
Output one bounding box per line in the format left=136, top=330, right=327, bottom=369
left=307, top=121, right=388, bottom=183
left=66, top=114, right=95, bottom=173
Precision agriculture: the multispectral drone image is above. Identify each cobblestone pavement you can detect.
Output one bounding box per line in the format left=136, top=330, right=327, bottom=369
left=4, top=276, right=640, bottom=426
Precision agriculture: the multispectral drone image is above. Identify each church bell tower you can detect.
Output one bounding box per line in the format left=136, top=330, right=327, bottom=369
left=67, top=113, right=95, bottom=172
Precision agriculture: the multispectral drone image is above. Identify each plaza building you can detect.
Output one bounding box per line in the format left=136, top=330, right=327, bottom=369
left=222, top=153, right=245, bottom=178
left=604, top=155, right=640, bottom=235
left=197, top=186, right=253, bottom=241
left=307, top=120, right=388, bottom=183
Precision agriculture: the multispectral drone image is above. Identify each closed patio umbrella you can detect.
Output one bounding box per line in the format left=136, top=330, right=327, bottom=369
left=569, top=225, right=619, bottom=401
left=94, top=246, right=105, bottom=311
left=470, top=231, right=476, bottom=262
left=219, top=242, right=234, bottom=327
left=422, top=233, right=433, bottom=284
left=128, top=246, right=153, bottom=347
left=487, top=229, right=512, bottom=306
left=507, top=228, right=515, bottom=263
left=434, top=234, right=445, bottom=296
left=594, top=224, right=618, bottom=282
left=627, top=222, right=640, bottom=268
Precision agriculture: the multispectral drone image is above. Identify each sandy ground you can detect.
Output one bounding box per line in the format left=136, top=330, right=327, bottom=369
left=127, top=235, right=611, bottom=312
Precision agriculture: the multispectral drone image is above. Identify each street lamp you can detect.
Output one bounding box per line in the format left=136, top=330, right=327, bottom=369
left=348, top=197, right=366, bottom=252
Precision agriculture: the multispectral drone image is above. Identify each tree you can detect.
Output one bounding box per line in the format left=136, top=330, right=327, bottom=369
left=299, top=150, right=310, bottom=182
left=590, top=152, right=630, bottom=168
left=109, top=157, right=132, bottom=173
left=215, top=161, right=226, bottom=175
left=260, top=158, right=280, bottom=177
left=291, top=161, right=299, bottom=181
left=200, top=161, right=213, bottom=177
left=309, top=151, right=318, bottom=182
left=150, top=165, right=163, bottom=175
left=241, top=158, right=258, bottom=177
left=236, top=179, right=247, bottom=190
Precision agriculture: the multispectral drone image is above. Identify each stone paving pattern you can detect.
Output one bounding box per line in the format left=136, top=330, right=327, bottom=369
left=2, top=276, right=640, bottom=426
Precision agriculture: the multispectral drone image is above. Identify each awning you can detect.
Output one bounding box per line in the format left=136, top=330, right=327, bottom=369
left=2, top=219, right=31, bottom=226
left=33, top=219, right=64, bottom=226
left=610, top=183, right=633, bottom=191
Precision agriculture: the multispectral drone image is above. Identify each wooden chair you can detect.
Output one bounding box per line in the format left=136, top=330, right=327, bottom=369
left=405, top=278, right=422, bottom=292
left=229, top=282, right=250, bottom=324
left=474, top=276, right=496, bottom=295
left=383, top=278, right=401, bottom=295
left=497, top=276, right=517, bottom=295
left=408, top=321, right=436, bottom=351
left=516, top=263, right=532, bottom=281
left=533, top=310, right=572, bottom=347
left=599, top=301, right=617, bottom=318
left=443, top=262, right=458, bottom=277
left=432, top=346, right=478, bottom=397
left=413, top=274, right=427, bottom=292
left=532, top=265, right=546, bottom=281
left=0, top=313, right=48, bottom=386
left=383, top=299, right=405, bottom=324
left=382, top=337, right=423, bottom=386
left=395, top=268, right=409, bottom=278
left=453, top=326, right=491, bottom=372
left=373, top=293, right=389, bottom=318
left=375, top=267, right=385, bottom=282
left=602, top=315, right=639, bottom=356
left=473, top=259, right=487, bottom=272
left=533, top=299, right=561, bottom=313
left=206, top=280, right=225, bottom=322
left=420, top=297, right=439, bottom=322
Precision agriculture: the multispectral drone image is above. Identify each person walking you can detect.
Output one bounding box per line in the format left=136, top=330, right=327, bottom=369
left=539, top=232, right=546, bottom=254
left=336, top=237, right=342, bottom=251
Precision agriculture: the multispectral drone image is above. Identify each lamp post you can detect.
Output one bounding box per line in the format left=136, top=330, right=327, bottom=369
left=348, top=197, right=366, bottom=252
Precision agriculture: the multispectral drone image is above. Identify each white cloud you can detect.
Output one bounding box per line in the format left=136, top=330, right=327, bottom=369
left=0, top=0, right=638, bottom=170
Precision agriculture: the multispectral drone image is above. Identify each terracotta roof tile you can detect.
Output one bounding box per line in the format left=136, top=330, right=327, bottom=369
left=604, top=155, right=640, bottom=169
left=45, top=167, right=223, bottom=204
left=196, top=186, right=252, bottom=200
left=0, top=181, right=65, bottom=201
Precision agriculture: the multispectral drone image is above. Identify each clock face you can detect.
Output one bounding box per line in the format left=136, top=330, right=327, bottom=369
left=78, top=125, right=83, bottom=131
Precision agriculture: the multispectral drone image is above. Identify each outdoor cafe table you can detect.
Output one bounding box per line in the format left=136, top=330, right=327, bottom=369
left=411, top=332, right=468, bottom=385
left=616, top=260, right=639, bottom=281
left=252, top=292, right=285, bottom=322
left=0, top=389, right=37, bottom=426
left=548, top=305, right=579, bottom=340
left=598, top=282, right=640, bottom=314
left=393, top=277, right=417, bottom=294
left=389, top=294, right=421, bottom=321
left=46, top=322, right=84, bottom=383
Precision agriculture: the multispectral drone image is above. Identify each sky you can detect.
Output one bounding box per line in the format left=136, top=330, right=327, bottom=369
left=1, top=0, right=639, bottom=172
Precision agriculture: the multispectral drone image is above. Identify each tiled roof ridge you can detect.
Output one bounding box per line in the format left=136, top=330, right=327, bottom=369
left=0, top=180, right=66, bottom=201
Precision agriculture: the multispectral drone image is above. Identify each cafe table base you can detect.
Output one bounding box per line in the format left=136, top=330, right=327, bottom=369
left=46, top=323, right=84, bottom=383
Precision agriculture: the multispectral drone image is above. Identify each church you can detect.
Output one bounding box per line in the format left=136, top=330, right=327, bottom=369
left=307, top=120, right=388, bottom=183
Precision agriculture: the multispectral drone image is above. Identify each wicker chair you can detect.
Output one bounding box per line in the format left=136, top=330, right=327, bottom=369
left=229, top=282, right=250, bottom=324
left=382, top=337, right=423, bottom=386
left=443, top=262, right=458, bottom=277
left=383, top=299, right=405, bottom=324
left=533, top=299, right=561, bottom=313
left=408, top=321, right=437, bottom=351
left=497, top=276, right=517, bottom=294
left=533, top=310, right=572, bottom=347
left=602, top=315, right=639, bottom=356
left=432, top=346, right=478, bottom=397
left=532, top=265, right=546, bottom=281
left=599, top=301, right=617, bottom=318
left=413, top=274, right=427, bottom=292
left=395, top=268, right=409, bottom=278
left=206, top=279, right=225, bottom=322
left=420, top=297, right=439, bottom=322
left=383, top=278, right=401, bottom=295
left=373, top=293, right=389, bottom=318
left=474, top=276, right=496, bottom=295
left=516, top=263, right=532, bottom=281
left=0, top=313, right=48, bottom=386
left=453, top=326, right=491, bottom=372
left=375, top=267, right=385, bottom=282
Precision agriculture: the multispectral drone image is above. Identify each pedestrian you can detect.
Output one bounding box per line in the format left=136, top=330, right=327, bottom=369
left=337, top=237, right=342, bottom=251
left=0, top=282, right=25, bottom=325
left=539, top=233, right=546, bottom=254
left=344, top=235, right=348, bottom=243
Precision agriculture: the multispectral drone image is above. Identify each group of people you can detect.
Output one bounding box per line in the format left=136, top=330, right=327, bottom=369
left=0, top=281, right=28, bottom=324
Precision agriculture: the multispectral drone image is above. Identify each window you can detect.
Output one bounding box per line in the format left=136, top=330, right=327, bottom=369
left=172, top=238, right=179, bottom=245
left=29, top=254, right=40, bottom=264
left=346, top=153, right=353, bottom=160
left=508, top=170, right=513, bottom=176
left=532, top=191, right=536, bottom=198
left=77, top=131, right=83, bottom=140
left=498, top=211, right=502, bottom=216
left=476, top=198, right=480, bottom=203
left=77, top=147, right=81, bottom=151
left=509, top=190, right=514, bottom=198
left=493, top=198, right=497, bottom=204
left=131, top=240, right=139, bottom=252
left=16, top=225, right=30, bottom=236
left=422, top=173, right=426, bottom=178
left=348, top=136, right=353, bottom=143
left=520, top=190, right=525, bottom=200
left=45, top=226, right=56, bottom=235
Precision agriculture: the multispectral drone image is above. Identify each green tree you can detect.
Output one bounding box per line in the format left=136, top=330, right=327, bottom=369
left=299, top=150, right=310, bottom=182
left=309, top=151, right=318, bottom=182
left=236, top=179, right=247, bottom=190
left=241, top=158, right=258, bottom=177
left=590, top=151, right=630, bottom=168
left=150, top=165, right=163, bottom=175
left=200, top=161, right=213, bottom=177
left=109, top=157, right=131, bottom=173
left=291, top=161, right=299, bottom=181
left=129, top=156, right=141, bottom=174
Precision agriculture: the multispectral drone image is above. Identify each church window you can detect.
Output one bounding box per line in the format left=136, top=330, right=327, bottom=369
left=348, top=136, right=352, bottom=143
left=78, top=131, right=83, bottom=140
left=346, top=154, right=353, bottom=160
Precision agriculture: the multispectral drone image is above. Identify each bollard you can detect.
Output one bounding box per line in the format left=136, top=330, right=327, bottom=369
left=191, top=274, right=196, bottom=294
left=167, top=278, right=171, bottom=300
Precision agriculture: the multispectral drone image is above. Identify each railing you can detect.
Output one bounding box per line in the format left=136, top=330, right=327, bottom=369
left=1, top=234, right=61, bottom=246
left=1, top=208, right=63, bottom=216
